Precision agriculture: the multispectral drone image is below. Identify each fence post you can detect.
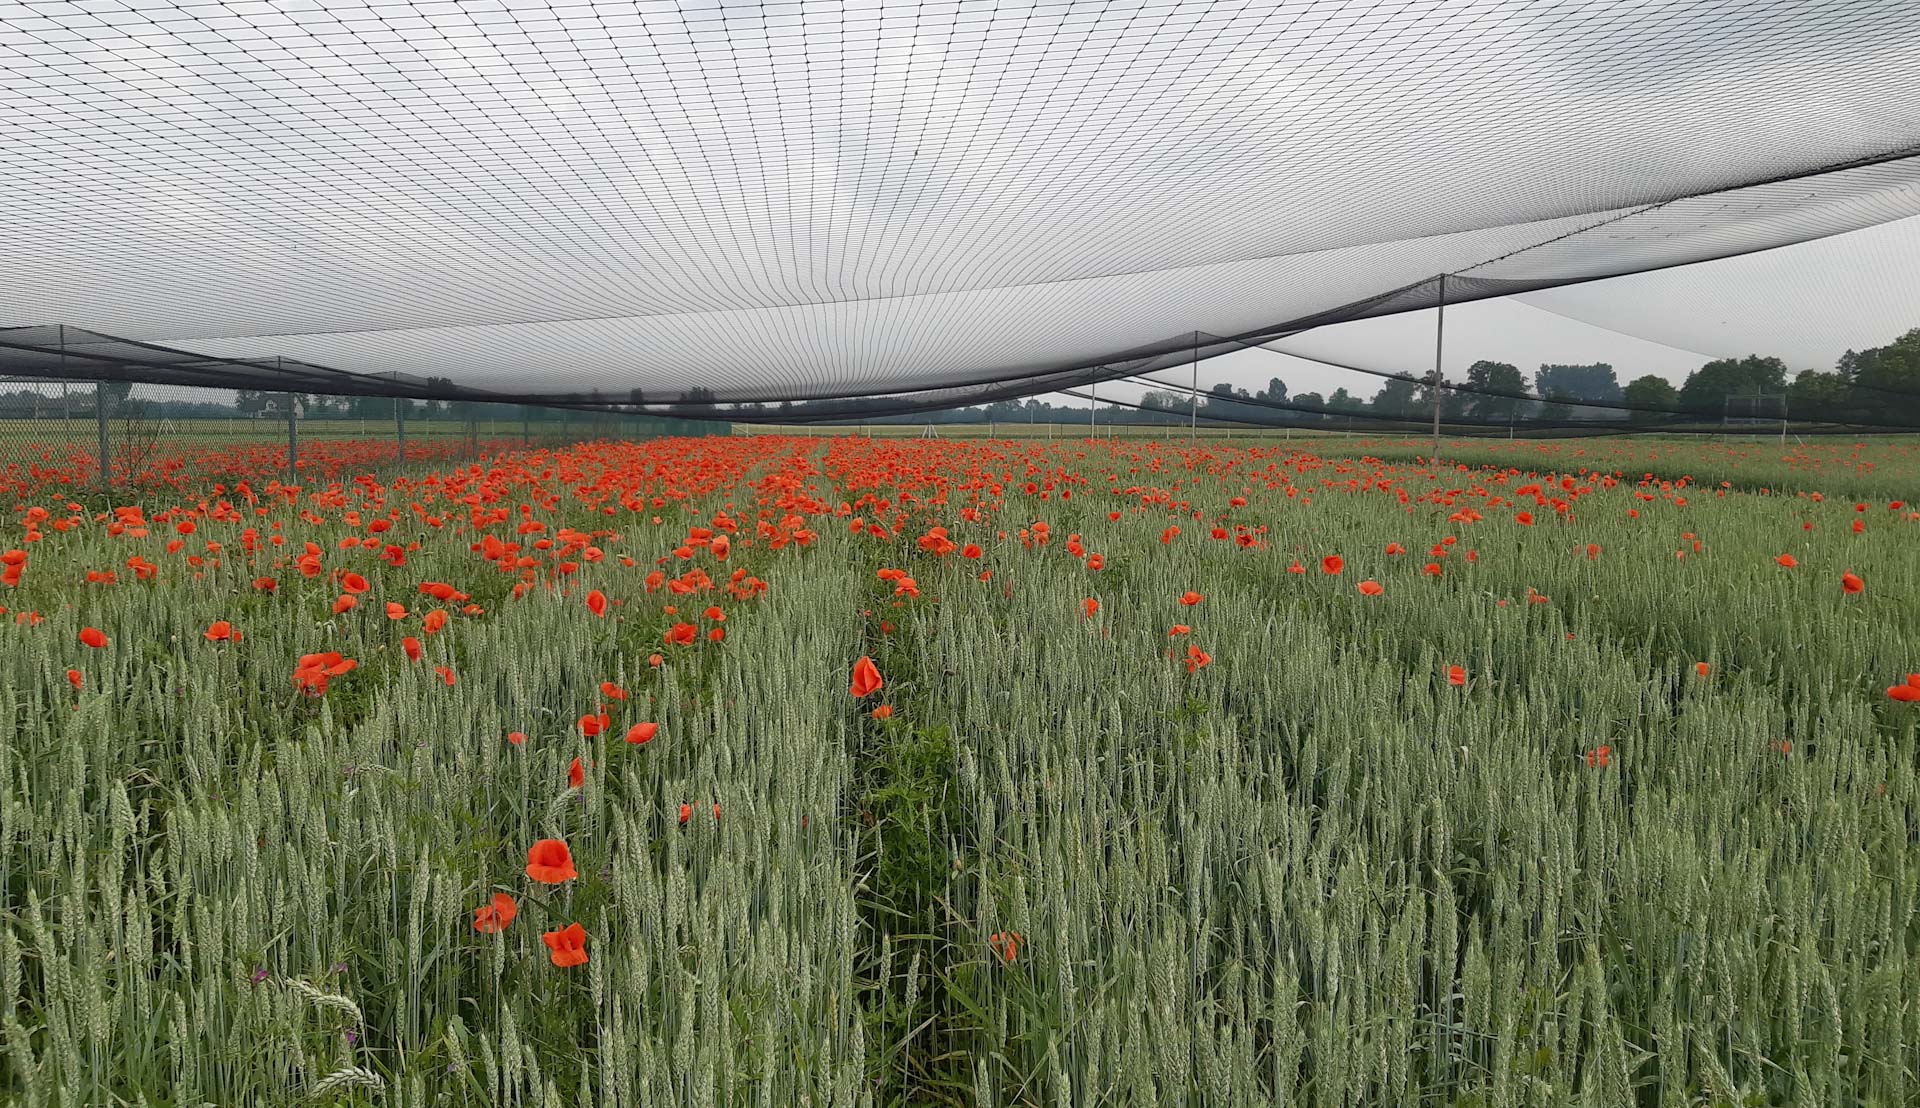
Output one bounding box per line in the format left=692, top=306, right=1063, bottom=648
left=285, top=393, right=299, bottom=482
left=395, top=397, right=407, bottom=462
left=95, top=381, right=113, bottom=491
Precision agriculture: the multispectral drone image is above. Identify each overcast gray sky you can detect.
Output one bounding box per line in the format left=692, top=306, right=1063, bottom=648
left=1095, top=212, right=1920, bottom=408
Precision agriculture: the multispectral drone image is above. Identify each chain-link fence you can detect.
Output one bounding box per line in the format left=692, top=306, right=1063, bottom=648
left=0, top=381, right=727, bottom=496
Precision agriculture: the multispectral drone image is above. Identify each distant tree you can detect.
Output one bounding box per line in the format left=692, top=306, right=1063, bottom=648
left=1843, top=327, right=1920, bottom=424
left=1463, top=360, right=1526, bottom=421
left=1259, top=377, right=1289, bottom=402
left=1203, top=382, right=1256, bottom=424
left=1325, top=388, right=1360, bottom=411
left=676, top=387, right=719, bottom=417
left=1621, top=375, right=1679, bottom=423
left=1786, top=370, right=1852, bottom=420
left=1369, top=376, right=1421, bottom=417
left=1536, top=392, right=1575, bottom=422
left=1290, top=392, right=1325, bottom=421
left=234, top=390, right=270, bottom=415
left=1677, top=355, right=1788, bottom=414
left=1533, top=363, right=1622, bottom=405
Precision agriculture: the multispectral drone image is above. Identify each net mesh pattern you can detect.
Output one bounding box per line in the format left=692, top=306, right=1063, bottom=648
left=3, top=0, right=1919, bottom=411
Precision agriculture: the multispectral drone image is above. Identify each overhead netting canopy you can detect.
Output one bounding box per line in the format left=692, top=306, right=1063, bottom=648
left=3, top=0, right=1919, bottom=413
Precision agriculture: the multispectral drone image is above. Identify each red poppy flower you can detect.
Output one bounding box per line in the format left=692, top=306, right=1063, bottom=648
left=253, top=576, right=277, bottom=592
left=1384, top=543, right=1406, bottom=555
left=434, top=665, right=456, bottom=686
left=568, top=756, right=584, bottom=787
left=541, top=923, right=589, bottom=967
left=962, top=544, right=983, bottom=559
left=1889, top=675, right=1920, bottom=703
left=1179, top=591, right=1203, bottom=606
left=872, top=704, right=894, bottom=719
left=525, top=839, right=578, bottom=884
left=473, top=892, right=517, bottom=933
left=1774, top=554, right=1798, bottom=568
left=1585, top=745, right=1612, bottom=768
left=599, top=681, right=628, bottom=700
left=331, top=594, right=357, bottom=614
left=851, top=655, right=884, bottom=697
left=422, top=609, right=448, bottom=635
left=1287, top=561, right=1305, bottom=574
left=291, top=651, right=355, bottom=695
left=65, top=668, right=82, bottom=690
left=203, top=620, right=235, bottom=642
left=508, top=731, right=528, bottom=746
left=401, top=636, right=423, bottom=662
left=1841, top=570, right=1864, bottom=594
left=340, top=572, right=369, bottom=594
left=586, top=589, right=608, bottom=617
left=989, top=931, right=1021, bottom=964
left=679, top=802, right=693, bottom=824
left=1320, top=555, right=1343, bottom=575
left=79, top=626, right=107, bottom=649
left=664, top=622, right=697, bottom=646
left=1695, top=662, right=1710, bottom=677
left=1184, top=644, right=1212, bottom=672
left=1082, top=598, right=1099, bottom=618
left=625, top=721, right=658, bottom=745
left=1447, top=665, right=1466, bottom=687
left=386, top=602, right=408, bottom=620
left=1514, top=512, right=1534, bottom=526
left=1357, top=579, right=1383, bottom=596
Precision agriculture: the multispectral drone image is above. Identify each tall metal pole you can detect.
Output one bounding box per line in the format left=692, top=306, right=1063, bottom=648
left=285, top=392, right=298, bottom=483
left=1089, top=378, right=1097, bottom=438
left=396, top=396, right=407, bottom=461
left=95, top=382, right=112, bottom=492
left=1189, top=330, right=1199, bottom=443
left=1430, top=273, right=1447, bottom=464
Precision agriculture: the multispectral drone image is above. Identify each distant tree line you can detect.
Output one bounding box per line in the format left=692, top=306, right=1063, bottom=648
left=740, top=325, right=1920, bottom=428
left=2, top=327, right=1914, bottom=430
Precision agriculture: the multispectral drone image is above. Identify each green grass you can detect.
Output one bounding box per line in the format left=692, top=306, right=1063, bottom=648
left=1, top=433, right=1916, bottom=1105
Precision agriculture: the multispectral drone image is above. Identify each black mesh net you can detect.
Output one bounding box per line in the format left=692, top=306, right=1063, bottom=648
left=3, top=0, right=1919, bottom=422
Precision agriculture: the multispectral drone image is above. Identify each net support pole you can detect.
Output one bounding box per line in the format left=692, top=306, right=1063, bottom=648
left=1189, top=330, right=1199, bottom=443
left=396, top=397, right=407, bottom=461
left=95, top=383, right=112, bottom=492
left=1431, top=273, right=1446, bottom=464
left=285, top=391, right=298, bottom=484
left=1089, top=378, right=1097, bottom=439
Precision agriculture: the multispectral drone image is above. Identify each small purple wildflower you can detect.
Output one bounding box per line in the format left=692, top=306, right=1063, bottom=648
left=249, top=966, right=268, bottom=984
